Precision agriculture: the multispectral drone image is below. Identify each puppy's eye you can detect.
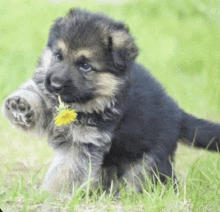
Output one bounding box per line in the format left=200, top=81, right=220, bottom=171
left=80, top=62, right=92, bottom=72
left=55, top=53, right=63, bottom=61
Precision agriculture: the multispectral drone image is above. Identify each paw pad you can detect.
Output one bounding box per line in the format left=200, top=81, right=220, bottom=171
left=5, top=96, right=35, bottom=127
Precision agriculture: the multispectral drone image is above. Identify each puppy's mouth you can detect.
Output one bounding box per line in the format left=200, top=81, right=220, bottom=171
left=59, top=93, right=94, bottom=104
left=45, top=79, right=94, bottom=104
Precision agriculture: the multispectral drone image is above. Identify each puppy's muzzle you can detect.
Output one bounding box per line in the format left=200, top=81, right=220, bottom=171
left=45, top=73, right=67, bottom=94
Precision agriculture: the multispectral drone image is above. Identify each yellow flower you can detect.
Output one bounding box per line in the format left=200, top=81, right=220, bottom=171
left=55, top=96, right=77, bottom=126
left=55, top=108, right=77, bottom=126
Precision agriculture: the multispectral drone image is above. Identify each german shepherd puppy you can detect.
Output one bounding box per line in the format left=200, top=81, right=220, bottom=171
left=3, top=9, right=220, bottom=194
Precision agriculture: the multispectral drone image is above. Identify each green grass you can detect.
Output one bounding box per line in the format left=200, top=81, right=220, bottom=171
left=1, top=0, right=220, bottom=211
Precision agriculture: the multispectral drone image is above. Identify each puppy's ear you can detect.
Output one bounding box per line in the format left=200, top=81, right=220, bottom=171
left=68, top=8, right=79, bottom=18
left=108, top=29, right=138, bottom=70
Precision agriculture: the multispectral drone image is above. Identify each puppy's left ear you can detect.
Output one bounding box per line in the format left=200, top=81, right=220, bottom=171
left=108, top=29, right=138, bottom=70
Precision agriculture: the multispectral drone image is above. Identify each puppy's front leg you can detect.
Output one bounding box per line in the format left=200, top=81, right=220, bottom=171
left=2, top=79, right=50, bottom=135
left=42, top=143, right=104, bottom=194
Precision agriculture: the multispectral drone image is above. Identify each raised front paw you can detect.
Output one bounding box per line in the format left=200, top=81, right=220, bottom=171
left=4, top=96, right=35, bottom=129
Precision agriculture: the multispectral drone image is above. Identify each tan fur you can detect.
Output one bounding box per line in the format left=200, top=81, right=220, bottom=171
left=71, top=96, right=117, bottom=113
left=57, top=40, right=68, bottom=57
left=42, top=140, right=106, bottom=194
left=43, top=145, right=84, bottom=193
left=75, top=49, right=93, bottom=60
left=95, top=73, right=122, bottom=97
left=74, top=49, right=103, bottom=69
left=111, top=30, right=138, bottom=60
left=43, top=158, right=71, bottom=193
left=119, top=154, right=155, bottom=192
left=69, top=73, right=122, bottom=113
left=71, top=125, right=111, bottom=146
left=111, top=30, right=130, bottom=48
left=101, top=155, right=155, bottom=193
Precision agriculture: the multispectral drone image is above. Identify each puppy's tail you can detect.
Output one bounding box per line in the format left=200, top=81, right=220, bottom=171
left=179, top=112, right=220, bottom=151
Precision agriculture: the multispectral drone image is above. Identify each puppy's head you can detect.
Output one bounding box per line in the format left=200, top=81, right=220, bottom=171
left=40, top=9, right=138, bottom=110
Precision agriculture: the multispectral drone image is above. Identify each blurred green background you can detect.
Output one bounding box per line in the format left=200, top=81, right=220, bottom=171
left=1, top=0, right=220, bottom=120
left=1, top=0, right=220, bottom=174
left=1, top=0, right=220, bottom=210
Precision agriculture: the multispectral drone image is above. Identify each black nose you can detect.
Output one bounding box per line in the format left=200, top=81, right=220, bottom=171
left=45, top=75, right=64, bottom=93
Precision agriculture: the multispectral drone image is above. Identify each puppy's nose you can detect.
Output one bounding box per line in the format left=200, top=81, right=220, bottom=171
left=45, top=75, right=64, bottom=93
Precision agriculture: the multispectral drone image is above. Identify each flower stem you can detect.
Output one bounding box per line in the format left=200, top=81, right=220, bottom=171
left=58, top=95, right=65, bottom=108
